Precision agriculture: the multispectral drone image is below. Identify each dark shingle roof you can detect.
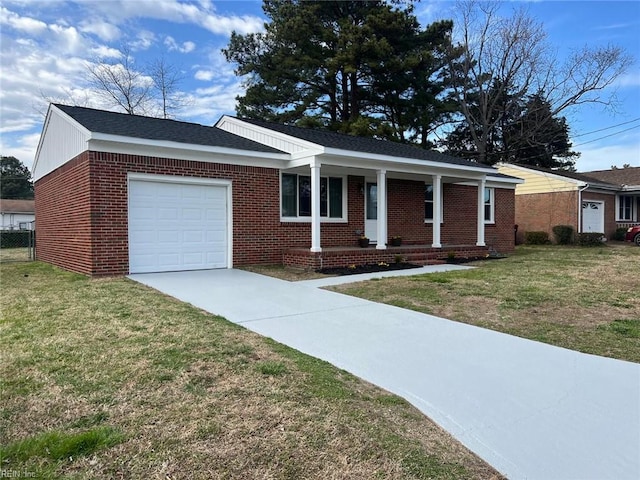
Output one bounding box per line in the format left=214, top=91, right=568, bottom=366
left=235, top=117, right=496, bottom=170
left=0, top=199, right=35, bottom=214
left=54, top=104, right=284, bottom=154
left=582, top=167, right=640, bottom=186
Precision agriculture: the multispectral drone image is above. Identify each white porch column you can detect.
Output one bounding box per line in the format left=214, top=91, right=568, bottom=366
left=432, top=174, right=442, bottom=248
left=376, top=169, right=387, bottom=250
left=310, top=159, right=322, bottom=252
left=477, top=176, right=486, bottom=246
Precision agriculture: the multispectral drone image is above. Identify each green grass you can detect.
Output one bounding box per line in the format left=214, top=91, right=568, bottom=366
left=1, top=261, right=499, bottom=479
left=330, top=245, right=640, bottom=363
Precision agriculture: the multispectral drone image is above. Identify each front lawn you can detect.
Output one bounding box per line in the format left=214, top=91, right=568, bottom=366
left=330, top=245, right=640, bottom=363
left=0, top=262, right=500, bottom=479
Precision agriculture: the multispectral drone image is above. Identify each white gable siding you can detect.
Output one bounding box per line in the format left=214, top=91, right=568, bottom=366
left=217, top=116, right=314, bottom=155
left=32, top=107, right=90, bottom=181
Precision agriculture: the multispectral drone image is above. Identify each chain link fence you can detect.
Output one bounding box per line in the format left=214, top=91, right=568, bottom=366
left=0, top=224, right=35, bottom=263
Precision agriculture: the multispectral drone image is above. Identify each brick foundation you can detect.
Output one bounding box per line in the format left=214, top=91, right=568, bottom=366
left=283, top=244, right=491, bottom=270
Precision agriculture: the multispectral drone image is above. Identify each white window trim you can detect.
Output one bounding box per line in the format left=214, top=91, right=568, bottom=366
left=424, top=183, right=444, bottom=224
left=616, top=194, right=637, bottom=222
left=280, top=172, right=348, bottom=223
left=484, top=187, right=495, bottom=225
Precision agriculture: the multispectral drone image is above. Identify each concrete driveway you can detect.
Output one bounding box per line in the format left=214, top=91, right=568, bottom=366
left=130, top=268, right=640, bottom=480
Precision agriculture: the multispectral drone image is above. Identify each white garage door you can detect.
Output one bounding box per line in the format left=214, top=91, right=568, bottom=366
left=128, top=177, right=230, bottom=274
left=582, top=201, right=604, bottom=233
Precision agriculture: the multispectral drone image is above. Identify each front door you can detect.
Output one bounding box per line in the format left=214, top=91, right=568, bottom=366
left=365, top=182, right=377, bottom=242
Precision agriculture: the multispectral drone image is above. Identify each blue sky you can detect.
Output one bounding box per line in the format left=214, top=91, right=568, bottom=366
left=1, top=0, right=638, bottom=172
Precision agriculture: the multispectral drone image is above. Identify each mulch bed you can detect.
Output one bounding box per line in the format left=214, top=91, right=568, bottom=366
left=317, top=255, right=508, bottom=276
left=317, top=262, right=423, bottom=276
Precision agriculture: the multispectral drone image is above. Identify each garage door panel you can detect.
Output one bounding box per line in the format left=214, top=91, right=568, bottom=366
left=129, top=179, right=229, bottom=274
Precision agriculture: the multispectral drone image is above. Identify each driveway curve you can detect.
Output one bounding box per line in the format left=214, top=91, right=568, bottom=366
left=130, top=268, right=640, bottom=480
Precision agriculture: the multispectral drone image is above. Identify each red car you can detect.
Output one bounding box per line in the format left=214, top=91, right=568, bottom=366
left=625, top=225, right=640, bottom=245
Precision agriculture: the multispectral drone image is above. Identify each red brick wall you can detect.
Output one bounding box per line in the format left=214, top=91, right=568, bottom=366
left=35, top=152, right=93, bottom=275
left=514, top=191, right=577, bottom=243
left=35, top=151, right=516, bottom=276
left=514, top=190, right=616, bottom=242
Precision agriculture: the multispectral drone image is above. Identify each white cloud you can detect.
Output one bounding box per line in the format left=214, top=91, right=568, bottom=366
left=194, top=70, right=214, bottom=81
left=164, top=36, right=196, bottom=53
left=79, top=18, right=121, bottom=42
left=88, top=0, right=264, bottom=36
left=130, top=30, right=155, bottom=51
left=575, top=141, right=640, bottom=172
left=0, top=7, right=47, bottom=35
left=0, top=132, right=41, bottom=170
left=90, top=45, right=122, bottom=59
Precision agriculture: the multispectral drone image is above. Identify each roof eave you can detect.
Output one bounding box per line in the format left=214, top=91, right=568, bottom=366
left=88, top=132, right=290, bottom=161
left=322, top=147, right=497, bottom=176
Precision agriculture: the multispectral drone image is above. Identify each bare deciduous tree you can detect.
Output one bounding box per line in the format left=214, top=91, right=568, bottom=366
left=446, top=0, right=633, bottom=164
left=148, top=56, right=187, bottom=119
left=86, top=46, right=154, bottom=115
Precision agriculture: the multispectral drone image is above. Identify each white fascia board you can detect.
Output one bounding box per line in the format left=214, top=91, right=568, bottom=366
left=217, top=116, right=324, bottom=154
left=32, top=106, right=53, bottom=176
left=487, top=175, right=525, bottom=185
left=88, top=135, right=290, bottom=169
left=321, top=147, right=497, bottom=177
left=621, top=184, right=640, bottom=192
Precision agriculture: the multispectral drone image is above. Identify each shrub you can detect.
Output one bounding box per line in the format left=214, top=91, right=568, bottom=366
left=612, top=227, right=628, bottom=241
left=0, top=230, right=34, bottom=248
left=576, top=232, right=605, bottom=246
left=552, top=225, right=574, bottom=245
left=525, top=231, right=549, bottom=245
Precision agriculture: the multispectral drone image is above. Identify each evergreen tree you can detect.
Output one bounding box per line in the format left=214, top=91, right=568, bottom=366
left=1, top=156, right=34, bottom=199
left=223, top=0, right=455, bottom=144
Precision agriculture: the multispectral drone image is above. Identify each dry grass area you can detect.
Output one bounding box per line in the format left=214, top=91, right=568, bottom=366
left=0, top=247, right=32, bottom=263
left=330, top=245, right=640, bottom=363
left=0, top=262, right=501, bottom=479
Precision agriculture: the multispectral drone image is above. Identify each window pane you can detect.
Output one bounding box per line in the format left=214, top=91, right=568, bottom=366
left=425, top=184, right=434, bottom=220
left=425, top=184, right=434, bottom=201
left=484, top=187, right=493, bottom=222
left=299, top=176, right=311, bottom=216
left=620, top=195, right=632, bottom=220
left=425, top=202, right=434, bottom=220
left=281, top=174, right=297, bottom=217
left=320, top=177, right=328, bottom=217
left=366, top=183, right=377, bottom=220
left=329, top=177, right=343, bottom=218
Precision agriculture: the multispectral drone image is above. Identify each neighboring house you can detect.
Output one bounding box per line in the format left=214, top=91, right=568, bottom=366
left=497, top=163, right=640, bottom=242
left=0, top=199, right=35, bottom=230
left=33, top=104, right=522, bottom=276
left=580, top=167, right=640, bottom=232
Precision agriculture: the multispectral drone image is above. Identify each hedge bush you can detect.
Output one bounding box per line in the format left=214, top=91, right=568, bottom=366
left=612, top=227, right=628, bottom=241
left=525, top=231, right=549, bottom=245
left=576, top=232, right=605, bottom=246
left=0, top=230, right=34, bottom=248
left=552, top=225, right=575, bottom=245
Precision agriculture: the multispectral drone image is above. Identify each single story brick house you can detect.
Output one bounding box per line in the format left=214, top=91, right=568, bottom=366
left=0, top=199, right=35, bottom=230
left=33, top=104, right=521, bottom=276
left=497, top=163, right=640, bottom=242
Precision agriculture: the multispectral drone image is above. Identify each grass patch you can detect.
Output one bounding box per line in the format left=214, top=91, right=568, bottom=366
left=330, top=245, right=640, bottom=363
left=0, top=426, right=123, bottom=463
left=1, top=261, right=500, bottom=479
